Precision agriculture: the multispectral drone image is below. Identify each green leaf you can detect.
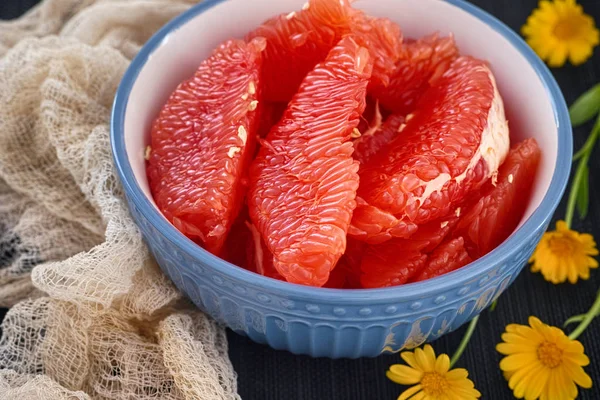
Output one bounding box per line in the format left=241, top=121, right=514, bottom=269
left=576, top=164, right=589, bottom=219
left=569, top=84, right=600, bottom=127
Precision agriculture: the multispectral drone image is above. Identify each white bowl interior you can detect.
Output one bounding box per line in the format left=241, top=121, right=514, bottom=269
left=124, top=0, right=557, bottom=237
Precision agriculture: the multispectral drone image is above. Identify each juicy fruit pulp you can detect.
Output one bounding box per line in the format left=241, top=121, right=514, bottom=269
left=454, top=138, right=541, bottom=259
left=247, top=0, right=402, bottom=102
left=353, top=111, right=406, bottom=165
left=149, top=0, right=541, bottom=289
left=351, top=56, right=510, bottom=243
left=248, top=37, right=371, bottom=286
left=147, top=38, right=264, bottom=255
left=360, top=212, right=459, bottom=287
left=371, top=33, right=459, bottom=115
left=414, top=237, right=472, bottom=282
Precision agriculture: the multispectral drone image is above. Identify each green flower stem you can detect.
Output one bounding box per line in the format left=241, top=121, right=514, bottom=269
left=490, top=300, right=498, bottom=312
left=564, top=313, right=594, bottom=327
left=568, top=290, right=600, bottom=340
left=565, top=154, right=591, bottom=228
left=449, top=315, right=480, bottom=368
left=565, top=115, right=600, bottom=228
left=573, top=126, right=600, bottom=161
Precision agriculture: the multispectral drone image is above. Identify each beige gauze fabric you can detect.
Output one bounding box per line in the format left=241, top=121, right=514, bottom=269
left=0, top=1, right=241, bottom=399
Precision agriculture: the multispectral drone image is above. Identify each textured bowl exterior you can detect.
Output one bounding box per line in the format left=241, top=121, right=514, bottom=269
left=112, top=0, right=572, bottom=358
left=128, top=193, right=547, bottom=358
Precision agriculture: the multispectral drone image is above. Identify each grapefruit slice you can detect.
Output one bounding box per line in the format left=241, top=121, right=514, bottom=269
left=347, top=197, right=418, bottom=244
left=361, top=243, right=427, bottom=288
left=247, top=0, right=402, bottom=102
left=413, top=237, right=472, bottom=282
left=371, top=33, right=459, bottom=115
left=248, top=37, right=372, bottom=286
left=147, top=38, right=265, bottom=255
left=453, top=138, right=541, bottom=258
left=359, top=211, right=459, bottom=287
left=352, top=56, right=510, bottom=244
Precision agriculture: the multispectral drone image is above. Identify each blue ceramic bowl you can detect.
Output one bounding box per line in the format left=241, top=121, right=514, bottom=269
left=111, top=0, right=572, bottom=358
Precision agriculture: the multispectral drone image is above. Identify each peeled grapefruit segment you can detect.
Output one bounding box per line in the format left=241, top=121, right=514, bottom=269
left=360, top=242, right=427, bottom=288
left=413, top=237, right=472, bottom=282
left=247, top=0, right=402, bottom=102
left=356, top=56, right=510, bottom=230
left=147, top=38, right=264, bottom=255
left=453, top=138, right=541, bottom=258
left=359, top=211, right=459, bottom=287
left=347, top=197, right=417, bottom=244
left=406, top=211, right=461, bottom=252
left=248, top=37, right=372, bottom=286
left=371, top=33, right=459, bottom=114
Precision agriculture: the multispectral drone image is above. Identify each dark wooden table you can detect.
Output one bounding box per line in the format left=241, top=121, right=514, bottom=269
left=1, top=1, right=599, bottom=399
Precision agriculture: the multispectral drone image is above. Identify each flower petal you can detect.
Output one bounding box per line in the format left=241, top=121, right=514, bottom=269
left=414, top=346, right=434, bottom=371
left=401, top=351, right=422, bottom=371
left=500, top=353, right=538, bottom=372
left=435, top=354, right=450, bottom=374
left=553, top=368, right=573, bottom=399
left=556, top=221, right=569, bottom=231
left=451, top=385, right=482, bottom=400
left=446, top=368, right=469, bottom=381
left=506, top=359, right=541, bottom=390
left=423, top=345, right=436, bottom=364
left=569, top=365, right=592, bottom=389
left=524, top=363, right=550, bottom=400
left=496, top=342, right=536, bottom=355
left=388, top=365, right=423, bottom=385
left=398, top=384, right=423, bottom=400
left=409, top=391, right=426, bottom=400
left=559, top=365, right=580, bottom=398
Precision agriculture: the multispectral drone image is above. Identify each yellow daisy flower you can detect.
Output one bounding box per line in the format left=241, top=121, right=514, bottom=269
left=522, top=0, right=599, bottom=67
left=529, top=220, right=598, bottom=284
left=386, top=344, right=481, bottom=400
left=497, top=316, right=592, bottom=400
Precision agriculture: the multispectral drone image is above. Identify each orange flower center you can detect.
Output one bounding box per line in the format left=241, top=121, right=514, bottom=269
left=537, top=341, right=563, bottom=368
left=421, top=372, right=449, bottom=396
left=548, top=234, right=578, bottom=257
left=553, top=15, right=586, bottom=40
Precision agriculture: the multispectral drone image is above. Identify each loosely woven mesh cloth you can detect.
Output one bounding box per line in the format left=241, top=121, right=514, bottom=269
left=0, top=1, right=241, bottom=398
